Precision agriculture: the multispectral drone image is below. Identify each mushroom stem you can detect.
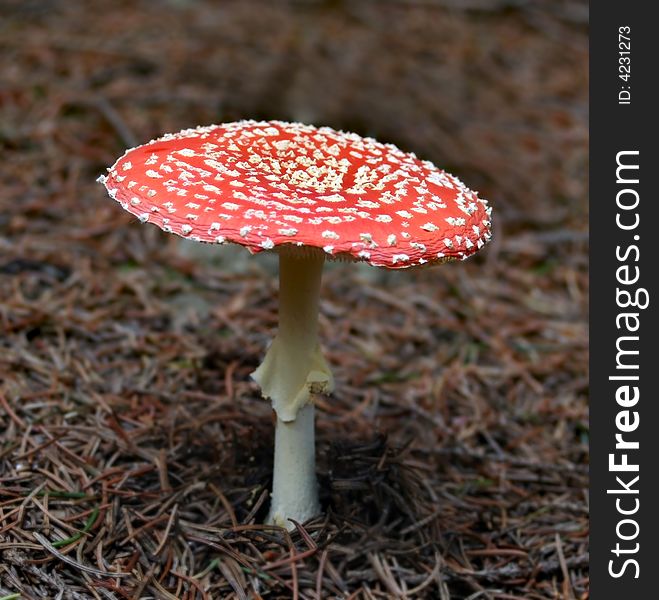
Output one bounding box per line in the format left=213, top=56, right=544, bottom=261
left=277, top=251, right=324, bottom=375
left=269, top=403, right=319, bottom=528
left=252, top=251, right=332, bottom=527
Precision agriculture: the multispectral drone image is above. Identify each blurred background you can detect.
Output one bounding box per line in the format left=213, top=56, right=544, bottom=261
left=1, top=0, right=588, bottom=249
left=1, top=1, right=588, bottom=598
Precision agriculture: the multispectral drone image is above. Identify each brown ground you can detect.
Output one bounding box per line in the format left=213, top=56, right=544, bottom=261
left=0, top=1, right=588, bottom=598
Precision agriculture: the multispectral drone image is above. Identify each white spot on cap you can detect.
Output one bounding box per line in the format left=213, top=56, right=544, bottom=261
left=122, top=161, right=133, bottom=171
left=392, top=254, right=409, bottom=264
left=387, top=234, right=397, bottom=246
left=278, top=228, right=298, bottom=236
left=181, top=224, right=193, bottom=235
left=240, top=225, right=252, bottom=237
left=421, top=222, right=439, bottom=232
left=273, top=139, right=290, bottom=151
left=322, top=230, right=340, bottom=240
left=356, top=200, right=379, bottom=209
left=319, top=194, right=346, bottom=203
left=261, top=238, right=275, bottom=249
left=138, top=213, right=149, bottom=223
left=146, top=169, right=162, bottom=179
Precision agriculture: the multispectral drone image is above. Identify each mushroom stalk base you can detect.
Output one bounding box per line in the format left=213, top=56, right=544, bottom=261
left=268, top=403, right=319, bottom=528
left=251, top=252, right=332, bottom=528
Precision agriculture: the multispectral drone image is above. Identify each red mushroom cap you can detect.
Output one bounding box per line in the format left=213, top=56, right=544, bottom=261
left=99, top=120, right=492, bottom=268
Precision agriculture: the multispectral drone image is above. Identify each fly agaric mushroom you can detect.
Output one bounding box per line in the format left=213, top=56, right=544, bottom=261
left=98, top=120, right=492, bottom=528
